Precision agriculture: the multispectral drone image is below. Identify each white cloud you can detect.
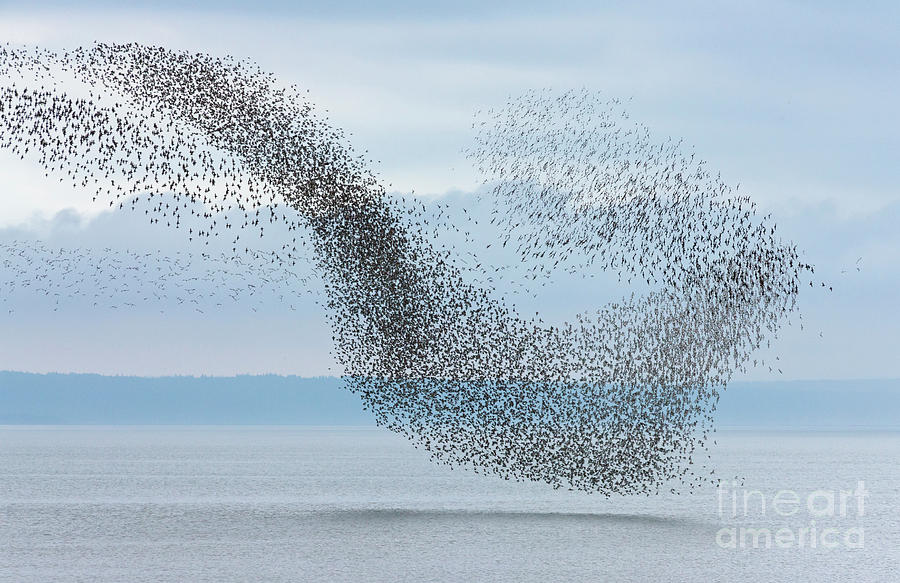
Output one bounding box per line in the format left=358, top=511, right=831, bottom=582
left=1, top=191, right=897, bottom=379
left=0, top=2, right=897, bottom=378
left=0, top=3, right=897, bottom=223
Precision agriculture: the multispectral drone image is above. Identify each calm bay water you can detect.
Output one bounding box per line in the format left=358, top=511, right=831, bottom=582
left=1, top=426, right=898, bottom=582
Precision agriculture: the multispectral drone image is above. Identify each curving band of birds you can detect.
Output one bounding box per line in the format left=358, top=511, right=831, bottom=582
left=0, top=43, right=818, bottom=495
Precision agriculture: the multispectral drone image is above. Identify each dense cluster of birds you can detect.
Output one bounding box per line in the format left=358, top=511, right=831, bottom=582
left=0, top=43, right=818, bottom=494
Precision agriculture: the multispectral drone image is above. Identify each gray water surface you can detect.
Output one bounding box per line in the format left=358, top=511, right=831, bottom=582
left=1, top=427, right=898, bottom=582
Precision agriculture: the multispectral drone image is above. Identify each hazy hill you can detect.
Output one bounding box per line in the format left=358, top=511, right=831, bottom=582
left=1, top=372, right=898, bottom=428
left=0, top=372, right=372, bottom=425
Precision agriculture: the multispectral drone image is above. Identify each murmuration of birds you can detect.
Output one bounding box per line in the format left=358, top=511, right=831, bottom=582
left=0, top=43, right=823, bottom=495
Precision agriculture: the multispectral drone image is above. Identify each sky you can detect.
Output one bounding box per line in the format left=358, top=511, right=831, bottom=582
left=0, top=1, right=897, bottom=379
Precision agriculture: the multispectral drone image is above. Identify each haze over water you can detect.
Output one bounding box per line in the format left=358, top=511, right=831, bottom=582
left=2, top=426, right=897, bottom=582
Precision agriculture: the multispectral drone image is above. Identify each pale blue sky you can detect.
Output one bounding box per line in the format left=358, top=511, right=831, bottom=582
left=0, top=1, right=897, bottom=378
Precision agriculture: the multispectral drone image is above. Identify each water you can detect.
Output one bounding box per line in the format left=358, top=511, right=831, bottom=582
left=1, top=427, right=898, bottom=582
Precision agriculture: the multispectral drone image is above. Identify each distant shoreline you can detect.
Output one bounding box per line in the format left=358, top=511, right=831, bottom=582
left=2, top=372, right=898, bottom=429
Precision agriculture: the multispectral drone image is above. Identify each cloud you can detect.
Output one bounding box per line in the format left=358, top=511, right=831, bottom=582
left=0, top=2, right=897, bottom=218
left=0, top=3, right=896, bottom=377
left=0, top=201, right=333, bottom=377
left=1, top=189, right=897, bottom=379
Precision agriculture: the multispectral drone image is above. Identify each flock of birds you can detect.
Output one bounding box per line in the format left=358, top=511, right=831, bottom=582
left=0, top=43, right=820, bottom=494
left=0, top=240, right=316, bottom=315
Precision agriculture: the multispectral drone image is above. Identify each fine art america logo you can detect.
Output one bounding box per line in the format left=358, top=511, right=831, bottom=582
left=715, top=481, right=867, bottom=549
